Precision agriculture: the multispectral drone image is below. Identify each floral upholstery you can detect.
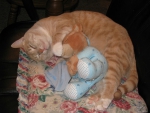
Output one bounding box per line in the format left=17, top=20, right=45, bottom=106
left=17, top=49, right=148, bottom=113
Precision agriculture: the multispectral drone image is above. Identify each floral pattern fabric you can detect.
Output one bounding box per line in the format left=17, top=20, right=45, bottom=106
left=17, top=49, right=148, bottom=113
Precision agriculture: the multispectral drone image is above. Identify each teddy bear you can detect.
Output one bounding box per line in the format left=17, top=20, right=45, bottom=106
left=45, top=31, right=108, bottom=100
left=44, top=31, right=89, bottom=91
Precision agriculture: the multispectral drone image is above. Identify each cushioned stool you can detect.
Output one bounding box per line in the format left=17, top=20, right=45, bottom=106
left=16, top=44, right=148, bottom=113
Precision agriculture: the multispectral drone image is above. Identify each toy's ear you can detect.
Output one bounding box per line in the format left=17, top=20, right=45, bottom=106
left=11, top=37, right=23, bottom=48
left=74, top=24, right=82, bottom=32
left=63, top=32, right=87, bottom=54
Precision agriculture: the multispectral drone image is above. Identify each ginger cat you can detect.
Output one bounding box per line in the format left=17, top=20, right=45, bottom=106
left=11, top=11, right=138, bottom=111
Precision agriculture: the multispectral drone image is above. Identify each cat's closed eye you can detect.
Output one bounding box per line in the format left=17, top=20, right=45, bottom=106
left=29, top=44, right=36, bottom=49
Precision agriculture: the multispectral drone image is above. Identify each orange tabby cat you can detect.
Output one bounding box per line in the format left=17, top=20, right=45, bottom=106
left=11, top=11, right=138, bottom=111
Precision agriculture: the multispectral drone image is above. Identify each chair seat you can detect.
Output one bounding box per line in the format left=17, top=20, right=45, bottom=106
left=16, top=48, right=148, bottom=113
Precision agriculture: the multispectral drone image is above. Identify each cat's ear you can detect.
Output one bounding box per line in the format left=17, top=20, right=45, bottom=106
left=11, top=37, right=23, bottom=48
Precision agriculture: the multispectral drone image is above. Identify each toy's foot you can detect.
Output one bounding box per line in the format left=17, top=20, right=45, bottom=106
left=64, top=81, right=90, bottom=100
left=64, top=75, right=102, bottom=100
left=77, top=58, right=103, bottom=80
left=64, top=83, right=78, bottom=100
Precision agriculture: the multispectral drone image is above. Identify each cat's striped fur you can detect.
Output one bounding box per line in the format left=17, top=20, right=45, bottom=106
left=11, top=11, right=138, bottom=111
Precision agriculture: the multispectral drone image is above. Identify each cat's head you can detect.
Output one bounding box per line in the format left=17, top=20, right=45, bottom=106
left=11, top=31, right=53, bottom=62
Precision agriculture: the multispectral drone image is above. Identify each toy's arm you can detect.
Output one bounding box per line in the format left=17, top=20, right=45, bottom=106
left=66, top=47, right=96, bottom=76
left=66, top=55, right=79, bottom=76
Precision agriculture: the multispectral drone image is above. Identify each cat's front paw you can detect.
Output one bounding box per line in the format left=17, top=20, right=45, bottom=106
left=52, top=42, right=62, bottom=56
left=95, top=98, right=111, bottom=111
left=86, top=95, right=112, bottom=111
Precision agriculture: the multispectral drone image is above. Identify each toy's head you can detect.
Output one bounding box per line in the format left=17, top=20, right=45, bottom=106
left=62, top=32, right=88, bottom=58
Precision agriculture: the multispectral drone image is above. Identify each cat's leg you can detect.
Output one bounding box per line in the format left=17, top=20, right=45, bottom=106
left=95, top=77, right=119, bottom=111
left=86, top=80, right=104, bottom=104
left=52, top=24, right=82, bottom=57
left=86, top=59, right=121, bottom=111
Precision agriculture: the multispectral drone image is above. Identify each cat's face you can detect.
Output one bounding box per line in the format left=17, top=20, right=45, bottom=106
left=11, top=33, right=53, bottom=61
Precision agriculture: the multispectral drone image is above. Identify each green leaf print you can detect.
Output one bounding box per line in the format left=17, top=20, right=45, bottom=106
left=39, top=95, right=46, bottom=102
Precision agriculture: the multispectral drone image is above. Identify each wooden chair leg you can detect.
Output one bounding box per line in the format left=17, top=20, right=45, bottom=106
left=7, top=4, right=19, bottom=25
left=22, top=0, right=39, bottom=21
left=45, top=0, right=63, bottom=16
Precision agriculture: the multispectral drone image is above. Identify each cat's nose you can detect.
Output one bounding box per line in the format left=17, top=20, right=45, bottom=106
left=38, top=48, right=44, bottom=54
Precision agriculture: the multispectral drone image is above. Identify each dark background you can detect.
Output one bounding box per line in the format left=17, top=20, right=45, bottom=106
left=0, top=0, right=111, bottom=33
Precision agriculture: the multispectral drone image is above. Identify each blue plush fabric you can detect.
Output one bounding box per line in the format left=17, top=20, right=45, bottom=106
left=45, top=61, right=71, bottom=91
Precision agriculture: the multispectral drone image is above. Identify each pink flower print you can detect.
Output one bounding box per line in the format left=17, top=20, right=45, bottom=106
left=18, top=109, right=21, bottom=113
left=60, top=101, right=78, bottom=113
left=88, top=109, right=108, bottom=113
left=30, top=75, right=50, bottom=90
left=78, top=107, right=90, bottom=113
left=126, top=92, right=142, bottom=100
left=113, top=98, right=131, bottom=110
left=28, top=93, right=39, bottom=108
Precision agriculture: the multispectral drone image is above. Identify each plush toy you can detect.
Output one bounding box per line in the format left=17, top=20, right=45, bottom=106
left=61, top=32, right=108, bottom=100
left=45, top=32, right=108, bottom=100
left=44, top=32, right=89, bottom=91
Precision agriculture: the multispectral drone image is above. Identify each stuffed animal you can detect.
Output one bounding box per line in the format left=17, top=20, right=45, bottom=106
left=45, top=32, right=108, bottom=100
left=61, top=32, right=108, bottom=100
left=44, top=32, right=89, bottom=92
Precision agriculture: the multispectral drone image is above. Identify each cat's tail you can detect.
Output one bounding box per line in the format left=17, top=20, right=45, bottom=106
left=114, top=63, right=138, bottom=100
